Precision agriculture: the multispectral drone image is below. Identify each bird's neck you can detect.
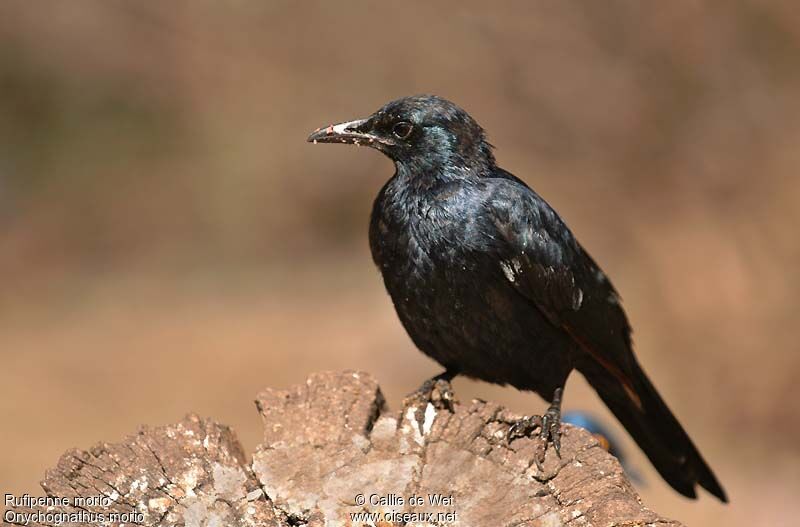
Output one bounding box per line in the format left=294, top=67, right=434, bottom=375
left=393, top=157, right=491, bottom=195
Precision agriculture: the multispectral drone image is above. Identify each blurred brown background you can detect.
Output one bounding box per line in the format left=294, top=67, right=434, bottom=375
left=1, top=1, right=798, bottom=525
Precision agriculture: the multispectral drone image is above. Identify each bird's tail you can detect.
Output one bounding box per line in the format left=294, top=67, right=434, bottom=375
left=580, top=358, right=728, bottom=502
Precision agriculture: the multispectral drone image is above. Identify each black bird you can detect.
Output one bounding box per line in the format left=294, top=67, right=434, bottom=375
left=308, top=95, right=727, bottom=502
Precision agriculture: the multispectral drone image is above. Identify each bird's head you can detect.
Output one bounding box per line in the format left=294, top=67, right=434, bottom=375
left=308, top=95, right=494, bottom=176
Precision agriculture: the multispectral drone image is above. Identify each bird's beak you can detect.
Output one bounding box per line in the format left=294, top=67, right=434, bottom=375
left=307, top=118, right=386, bottom=147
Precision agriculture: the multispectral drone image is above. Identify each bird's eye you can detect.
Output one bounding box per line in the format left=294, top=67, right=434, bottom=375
left=392, top=121, right=413, bottom=140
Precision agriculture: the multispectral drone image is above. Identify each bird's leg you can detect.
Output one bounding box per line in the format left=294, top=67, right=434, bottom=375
left=540, top=386, right=564, bottom=456
left=403, top=369, right=459, bottom=412
left=507, top=387, right=564, bottom=470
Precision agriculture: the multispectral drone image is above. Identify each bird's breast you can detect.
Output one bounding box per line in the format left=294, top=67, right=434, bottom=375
left=371, top=195, right=472, bottom=278
left=369, top=194, right=494, bottom=320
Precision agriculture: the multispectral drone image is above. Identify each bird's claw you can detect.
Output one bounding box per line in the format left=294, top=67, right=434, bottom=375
left=507, top=407, right=562, bottom=470
left=507, top=414, right=543, bottom=440
left=541, top=406, right=562, bottom=458
left=430, top=378, right=456, bottom=410
left=403, top=378, right=456, bottom=412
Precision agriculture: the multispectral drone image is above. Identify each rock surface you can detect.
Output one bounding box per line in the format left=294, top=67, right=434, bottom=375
left=4, top=370, right=683, bottom=526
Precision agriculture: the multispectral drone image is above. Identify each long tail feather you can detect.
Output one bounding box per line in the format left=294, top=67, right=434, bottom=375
left=580, top=358, right=727, bottom=502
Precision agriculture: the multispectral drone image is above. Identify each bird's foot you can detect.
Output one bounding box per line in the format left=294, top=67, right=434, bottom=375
left=403, top=376, right=457, bottom=412
left=507, top=389, right=563, bottom=470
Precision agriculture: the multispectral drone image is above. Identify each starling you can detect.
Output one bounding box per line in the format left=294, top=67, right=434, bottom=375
left=308, top=95, right=727, bottom=501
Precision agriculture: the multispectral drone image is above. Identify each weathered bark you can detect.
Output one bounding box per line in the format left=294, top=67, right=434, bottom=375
left=4, top=370, right=683, bottom=526
left=4, top=414, right=281, bottom=527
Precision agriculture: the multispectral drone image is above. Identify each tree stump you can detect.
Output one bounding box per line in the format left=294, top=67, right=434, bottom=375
left=3, top=370, right=683, bottom=526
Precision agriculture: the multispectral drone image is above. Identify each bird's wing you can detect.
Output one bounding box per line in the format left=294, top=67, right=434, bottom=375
left=485, top=177, right=728, bottom=502
left=485, top=177, right=640, bottom=405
